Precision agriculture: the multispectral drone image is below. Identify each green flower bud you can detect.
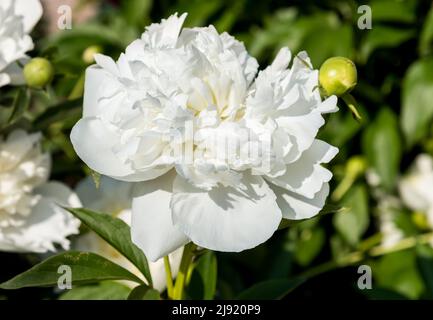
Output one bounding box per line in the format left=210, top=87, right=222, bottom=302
left=23, top=58, right=54, bottom=89
left=319, top=57, right=357, bottom=97
left=82, top=45, right=103, bottom=64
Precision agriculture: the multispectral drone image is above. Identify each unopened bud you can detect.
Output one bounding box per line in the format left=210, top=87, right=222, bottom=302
left=23, top=57, right=54, bottom=89
left=319, top=57, right=357, bottom=97
left=82, top=46, right=103, bottom=64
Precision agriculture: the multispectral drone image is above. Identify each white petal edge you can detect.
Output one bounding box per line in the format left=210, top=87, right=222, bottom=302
left=271, top=182, right=330, bottom=220
left=267, top=140, right=338, bottom=199
left=14, top=0, right=43, bottom=32
left=0, top=182, right=81, bottom=253
left=131, top=171, right=189, bottom=262
left=170, top=172, right=282, bottom=252
left=70, top=117, right=170, bottom=182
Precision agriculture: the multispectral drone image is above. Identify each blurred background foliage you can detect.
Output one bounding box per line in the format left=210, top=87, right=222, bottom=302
left=2, top=0, right=433, bottom=300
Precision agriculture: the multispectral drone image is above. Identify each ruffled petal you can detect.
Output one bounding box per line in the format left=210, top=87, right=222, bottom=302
left=14, top=0, right=43, bottom=32
left=170, top=173, right=282, bottom=252
left=267, top=140, right=338, bottom=199
left=70, top=117, right=170, bottom=181
left=271, top=182, right=330, bottom=220
left=0, top=182, right=81, bottom=253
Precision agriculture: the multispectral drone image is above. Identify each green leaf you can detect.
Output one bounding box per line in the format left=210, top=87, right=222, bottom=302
left=120, top=0, right=152, bottom=28
left=8, top=87, right=30, bottom=125
left=33, top=98, right=83, bottom=129
left=250, top=11, right=353, bottom=66
left=65, top=207, right=152, bottom=287
left=175, top=0, right=223, bottom=28
left=127, top=285, right=160, bottom=300
left=401, top=58, right=433, bottom=147
left=293, top=227, right=325, bottom=266
left=333, top=184, right=369, bottom=246
left=416, top=244, right=433, bottom=299
left=236, top=278, right=304, bottom=300
left=0, top=251, right=143, bottom=289
left=420, top=6, right=433, bottom=56
left=363, top=108, right=401, bottom=190
left=360, top=26, right=414, bottom=62
left=187, top=251, right=217, bottom=300
left=362, top=287, right=409, bottom=300
left=373, top=250, right=424, bottom=299
left=59, top=281, right=131, bottom=300
left=369, top=0, right=416, bottom=23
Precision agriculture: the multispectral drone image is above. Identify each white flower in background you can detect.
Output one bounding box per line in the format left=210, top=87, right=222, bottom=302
left=377, top=196, right=404, bottom=248
left=399, top=154, right=433, bottom=228
left=0, top=0, right=43, bottom=87
left=74, top=176, right=183, bottom=291
left=0, top=130, right=80, bottom=252
left=70, top=13, right=338, bottom=261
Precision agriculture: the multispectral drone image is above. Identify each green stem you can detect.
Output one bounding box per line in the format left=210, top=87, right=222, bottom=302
left=164, top=256, right=174, bottom=299
left=342, top=93, right=362, bottom=122
left=297, top=231, right=433, bottom=280
left=331, top=174, right=355, bottom=201
left=173, top=243, right=197, bottom=300
left=68, top=73, right=85, bottom=100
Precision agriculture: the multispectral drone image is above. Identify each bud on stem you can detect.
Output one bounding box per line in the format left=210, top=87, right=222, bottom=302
left=23, top=57, right=54, bottom=89
left=319, top=57, right=361, bottom=121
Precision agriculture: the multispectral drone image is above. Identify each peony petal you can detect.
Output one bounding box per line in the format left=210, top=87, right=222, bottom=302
left=82, top=66, right=109, bottom=117
left=277, top=111, right=326, bottom=163
left=71, top=117, right=134, bottom=177
left=170, top=172, right=282, bottom=252
left=0, top=61, right=26, bottom=86
left=270, top=47, right=292, bottom=72
left=267, top=140, right=338, bottom=199
left=14, top=0, right=43, bottom=32
left=0, top=182, right=81, bottom=253
left=270, top=182, right=330, bottom=220
left=142, top=13, right=187, bottom=48
left=131, top=171, right=189, bottom=262
left=70, top=117, right=170, bottom=181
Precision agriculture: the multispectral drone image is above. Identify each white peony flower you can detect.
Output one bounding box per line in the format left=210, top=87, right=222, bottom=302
left=70, top=13, right=338, bottom=261
left=74, top=176, right=183, bottom=291
left=399, top=154, right=433, bottom=228
left=0, top=0, right=43, bottom=87
left=0, top=129, right=80, bottom=252
left=377, top=196, right=404, bottom=248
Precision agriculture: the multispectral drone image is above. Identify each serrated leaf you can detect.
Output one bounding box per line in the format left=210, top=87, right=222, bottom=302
left=0, top=251, right=143, bottom=289
left=65, top=207, right=152, bottom=287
